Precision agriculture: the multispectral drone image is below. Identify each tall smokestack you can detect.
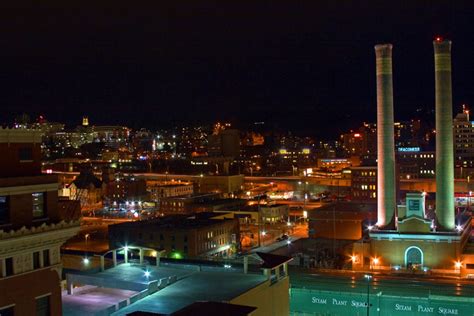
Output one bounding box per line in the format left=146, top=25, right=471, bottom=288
left=434, top=38, right=455, bottom=230
left=375, top=44, right=396, bottom=228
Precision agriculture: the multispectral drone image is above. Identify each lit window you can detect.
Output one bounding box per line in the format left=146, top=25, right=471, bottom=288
left=0, top=196, right=8, bottom=223
left=32, top=193, right=45, bottom=218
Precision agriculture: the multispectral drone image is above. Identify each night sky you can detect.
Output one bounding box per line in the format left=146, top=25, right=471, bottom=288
left=1, top=2, right=474, bottom=138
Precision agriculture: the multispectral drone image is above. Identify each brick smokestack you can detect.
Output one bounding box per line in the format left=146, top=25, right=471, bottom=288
left=375, top=44, right=396, bottom=228
left=434, top=38, right=455, bottom=230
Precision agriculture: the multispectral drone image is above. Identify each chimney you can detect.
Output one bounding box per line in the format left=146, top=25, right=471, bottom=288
left=434, top=38, right=455, bottom=230
left=375, top=44, right=396, bottom=228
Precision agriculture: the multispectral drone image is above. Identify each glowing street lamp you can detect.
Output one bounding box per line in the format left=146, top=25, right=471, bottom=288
left=364, top=274, right=372, bottom=316
left=454, top=261, right=463, bottom=270
left=455, top=225, right=463, bottom=232
left=83, top=257, right=90, bottom=265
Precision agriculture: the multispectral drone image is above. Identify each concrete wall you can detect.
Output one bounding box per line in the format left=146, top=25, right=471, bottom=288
left=231, top=277, right=290, bottom=316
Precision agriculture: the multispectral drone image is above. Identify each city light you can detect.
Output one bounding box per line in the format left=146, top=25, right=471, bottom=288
left=367, top=225, right=374, bottom=231
left=287, top=240, right=291, bottom=245
left=364, top=274, right=372, bottom=280
left=454, top=261, right=462, bottom=269
left=83, top=258, right=90, bottom=265
left=455, top=225, right=463, bottom=232
left=303, top=211, right=308, bottom=219
left=350, top=255, right=357, bottom=263
left=224, top=264, right=232, bottom=269
left=372, top=257, right=379, bottom=265
left=261, top=231, right=267, bottom=236
left=144, top=270, right=151, bottom=278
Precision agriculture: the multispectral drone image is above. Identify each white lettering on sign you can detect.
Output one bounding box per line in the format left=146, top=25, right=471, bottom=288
left=438, top=307, right=458, bottom=315
left=311, top=297, right=327, bottom=304
left=418, top=305, right=434, bottom=313
left=332, top=298, right=347, bottom=306
left=395, top=304, right=412, bottom=311
left=351, top=300, right=367, bottom=308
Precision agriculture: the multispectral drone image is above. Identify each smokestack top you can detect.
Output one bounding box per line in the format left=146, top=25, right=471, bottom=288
left=433, top=38, right=452, bottom=53
left=375, top=44, right=393, bottom=76
left=434, top=39, right=452, bottom=73
left=374, top=44, right=393, bottom=56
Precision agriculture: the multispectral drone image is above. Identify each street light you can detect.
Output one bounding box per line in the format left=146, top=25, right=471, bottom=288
left=364, top=274, right=372, bottom=316
left=84, top=233, right=90, bottom=246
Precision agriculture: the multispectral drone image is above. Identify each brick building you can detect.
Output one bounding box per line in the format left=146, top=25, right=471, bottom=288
left=0, top=128, right=80, bottom=315
left=108, top=213, right=239, bottom=258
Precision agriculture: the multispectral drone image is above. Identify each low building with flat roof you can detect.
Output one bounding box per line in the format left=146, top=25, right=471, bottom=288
left=62, top=252, right=291, bottom=316
left=108, top=213, right=240, bottom=259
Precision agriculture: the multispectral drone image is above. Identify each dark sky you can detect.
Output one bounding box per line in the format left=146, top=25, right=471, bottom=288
left=1, top=2, right=474, bottom=138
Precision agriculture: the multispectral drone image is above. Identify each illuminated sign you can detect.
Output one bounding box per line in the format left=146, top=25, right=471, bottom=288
left=398, top=147, right=420, bottom=152
left=301, top=148, right=311, bottom=154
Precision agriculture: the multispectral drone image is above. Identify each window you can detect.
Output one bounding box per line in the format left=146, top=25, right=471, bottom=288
left=5, top=257, right=13, bottom=276
left=33, top=252, right=41, bottom=269
left=0, top=196, right=8, bottom=223
left=43, top=249, right=50, bottom=267
left=19, top=147, right=33, bottom=161
left=32, top=193, right=45, bottom=218
left=35, top=295, right=50, bottom=316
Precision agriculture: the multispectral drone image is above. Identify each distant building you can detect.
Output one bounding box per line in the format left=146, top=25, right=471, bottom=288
left=453, top=107, right=474, bottom=169
left=105, top=177, right=148, bottom=203
left=198, top=174, right=244, bottom=196
left=396, top=148, right=435, bottom=179
left=340, top=123, right=377, bottom=157
left=350, top=166, right=377, bottom=201
left=108, top=213, right=240, bottom=258
left=208, top=124, right=240, bottom=159
left=259, top=203, right=289, bottom=223
left=308, top=202, right=377, bottom=240
left=160, top=193, right=220, bottom=214
left=148, top=182, right=194, bottom=201
left=0, top=128, right=80, bottom=315
left=69, top=167, right=104, bottom=207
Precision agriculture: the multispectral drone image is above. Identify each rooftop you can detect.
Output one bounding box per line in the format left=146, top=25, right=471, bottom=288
left=63, top=262, right=269, bottom=316
left=112, top=270, right=267, bottom=315
left=109, top=213, right=235, bottom=231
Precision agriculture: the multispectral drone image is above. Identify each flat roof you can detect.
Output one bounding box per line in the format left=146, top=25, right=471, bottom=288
left=112, top=271, right=267, bottom=315
left=109, top=213, right=235, bottom=230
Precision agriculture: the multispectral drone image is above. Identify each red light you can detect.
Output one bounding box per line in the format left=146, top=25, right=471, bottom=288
left=435, top=36, right=443, bottom=42
left=354, top=133, right=361, bottom=138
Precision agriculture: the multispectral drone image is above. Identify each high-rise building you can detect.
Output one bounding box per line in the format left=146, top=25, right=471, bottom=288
left=0, top=128, right=80, bottom=315
left=453, top=106, right=474, bottom=169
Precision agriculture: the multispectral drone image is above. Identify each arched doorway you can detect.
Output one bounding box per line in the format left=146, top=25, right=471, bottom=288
left=405, top=246, right=423, bottom=268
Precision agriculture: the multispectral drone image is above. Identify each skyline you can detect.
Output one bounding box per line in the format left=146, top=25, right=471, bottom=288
left=1, top=3, right=474, bottom=137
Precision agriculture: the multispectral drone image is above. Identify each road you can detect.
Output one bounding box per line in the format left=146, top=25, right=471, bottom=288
left=290, top=269, right=474, bottom=297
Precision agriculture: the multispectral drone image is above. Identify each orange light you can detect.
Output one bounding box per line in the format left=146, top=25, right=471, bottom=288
left=350, top=255, right=357, bottom=262
left=454, top=261, right=462, bottom=269
left=354, top=133, right=361, bottom=138
left=372, top=257, right=379, bottom=265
